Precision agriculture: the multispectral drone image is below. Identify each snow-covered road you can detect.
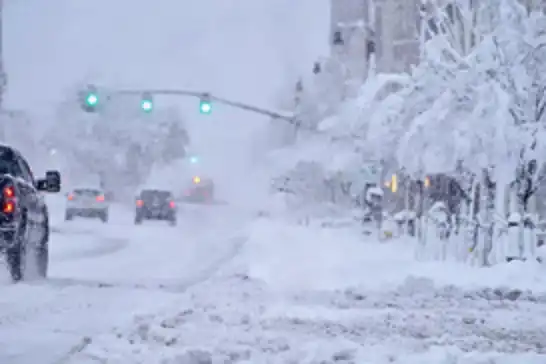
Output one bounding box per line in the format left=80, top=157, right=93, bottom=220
left=2, top=200, right=546, bottom=364
left=71, top=219, right=546, bottom=364
left=0, top=197, right=249, bottom=364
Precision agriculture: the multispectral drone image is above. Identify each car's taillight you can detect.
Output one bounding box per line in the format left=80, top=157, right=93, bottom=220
left=136, top=199, right=143, bottom=207
left=3, top=185, right=16, bottom=214
left=96, top=195, right=105, bottom=202
left=3, top=201, right=14, bottom=213
left=67, top=194, right=74, bottom=200
left=4, top=186, right=14, bottom=198
left=169, top=201, right=175, bottom=208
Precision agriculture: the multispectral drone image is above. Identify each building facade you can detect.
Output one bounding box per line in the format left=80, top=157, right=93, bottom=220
left=330, top=0, right=546, bottom=76
left=330, top=0, right=420, bottom=75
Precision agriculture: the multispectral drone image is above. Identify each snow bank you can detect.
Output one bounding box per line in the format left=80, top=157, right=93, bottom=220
left=241, top=219, right=546, bottom=293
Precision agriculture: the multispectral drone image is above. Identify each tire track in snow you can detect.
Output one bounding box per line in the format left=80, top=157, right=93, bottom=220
left=53, top=235, right=248, bottom=364
left=0, top=235, right=248, bottom=364
left=52, top=237, right=129, bottom=262
left=0, top=234, right=247, bottom=323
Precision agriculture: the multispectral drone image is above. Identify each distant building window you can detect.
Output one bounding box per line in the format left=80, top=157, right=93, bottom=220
left=332, top=30, right=344, bottom=45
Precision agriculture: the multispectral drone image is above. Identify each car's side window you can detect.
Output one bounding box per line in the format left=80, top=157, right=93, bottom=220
left=17, top=157, right=35, bottom=185
left=0, top=148, right=23, bottom=178
left=9, top=158, right=24, bottom=179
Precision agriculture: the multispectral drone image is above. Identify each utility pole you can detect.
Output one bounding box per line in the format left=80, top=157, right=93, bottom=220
left=0, top=0, right=5, bottom=110
left=0, top=0, right=6, bottom=140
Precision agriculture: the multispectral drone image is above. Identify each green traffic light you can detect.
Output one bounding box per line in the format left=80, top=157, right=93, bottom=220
left=200, top=101, right=211, bottom=114
left=86, top=93, right=98, bottom=106
left=141, top=100, right=153, bottom=112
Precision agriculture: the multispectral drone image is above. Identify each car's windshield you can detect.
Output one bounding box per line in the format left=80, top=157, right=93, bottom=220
left=73, top=189, right=101, bottom=197
left=0, top=147, right=21, bottom=177
left=140, top=190, right=171, bottom=200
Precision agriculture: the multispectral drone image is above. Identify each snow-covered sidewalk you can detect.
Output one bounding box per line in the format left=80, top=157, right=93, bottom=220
left=72, top=219, right=546, bottom=363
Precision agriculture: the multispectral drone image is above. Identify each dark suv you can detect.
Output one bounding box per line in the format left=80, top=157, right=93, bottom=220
left=135, top=189, right=177, bottom=226
left=0, top=145, right=61, bottom=281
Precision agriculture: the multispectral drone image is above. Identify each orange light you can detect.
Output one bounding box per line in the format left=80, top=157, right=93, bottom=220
left=391, top=174, right=398, bottom=193
left=424, top=176, right=431, bottom=188
left=3, top=201, right=14, bottom=213
left=169, top=201, right=175, bottom=208
left=193, top=176, right=201, bottom=184
left=67, top=194, right=74, bottom=200
left=96, top=195, right=105, bottom=202
left=3, top=186, right=14, bottom=198
left=136, top=199, right=144, bottom=207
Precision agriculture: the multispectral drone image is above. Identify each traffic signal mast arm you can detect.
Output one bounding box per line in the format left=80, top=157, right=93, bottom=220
left=210, top=94, right=295, bottom=123
left=113, top=88, right=298, bottom=124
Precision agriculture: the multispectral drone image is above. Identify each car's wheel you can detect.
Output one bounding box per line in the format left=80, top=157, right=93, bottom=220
left=34, top=241, right=48, bottom=279
left=6, top=213, right=29, bottom=282
left=100, top=211, right=109, bottom=223
left=169, top=217, right=177, bottom=226
left=64, top=210, right=73, bottom=221
left=35, top=211, right=50, bottom=279
left=6, top=245, right=24, bottom=282
left=134, top=215, right=143, bottom=225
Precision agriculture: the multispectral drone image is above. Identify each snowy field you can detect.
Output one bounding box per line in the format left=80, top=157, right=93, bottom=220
left=3, top=206, right=535, bottom=364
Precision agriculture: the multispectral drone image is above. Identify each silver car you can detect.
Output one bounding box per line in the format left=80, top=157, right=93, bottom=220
left=65, top=187, right=109, bottom=222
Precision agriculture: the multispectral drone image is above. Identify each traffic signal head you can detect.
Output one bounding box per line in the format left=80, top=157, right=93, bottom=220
left=86, top=93, right=98, bottom=106
left=199, top=93, right=212, bottom=114
left=200, top=102, right=211, bottom=114
left=141, top=92, right=153, bottom=112
left=80, top=85, right=99, bottom=112
left=190, top=156, right=198, bottom=164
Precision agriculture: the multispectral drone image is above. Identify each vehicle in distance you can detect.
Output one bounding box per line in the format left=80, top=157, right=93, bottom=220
left=0, top=144, right=61, bottom=282
left=135, top=189, right=177, bottom=225
left=65, top=187, right=109, bottom=222
left=182, top=176, right=214, bottom=203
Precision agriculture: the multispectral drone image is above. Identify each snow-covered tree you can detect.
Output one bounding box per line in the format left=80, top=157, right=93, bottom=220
left=45, top=82, right=190, bottom=199
left=391, top=0, right=546, bottom=263
left=421, top=0, right=480, bottom=57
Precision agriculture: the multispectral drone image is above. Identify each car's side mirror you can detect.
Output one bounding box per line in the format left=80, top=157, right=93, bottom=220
left=37, top=170, right=61, bottom=193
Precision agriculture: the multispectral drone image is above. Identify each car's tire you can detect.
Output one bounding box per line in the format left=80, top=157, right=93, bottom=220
left=6, top=213, right=29, bottom=282
left=169, top=218, right=177, bottom=226
left=35, top=211, right=50, bottom=279
left=100, top=210, right=109, bottom=223
left=34, top=241, right=48, bottom=279
left=134, top=215, right=143, bottom=225
left=6, top=245, right=24, bottom=282
left=64, top=210, right=73, bottom=221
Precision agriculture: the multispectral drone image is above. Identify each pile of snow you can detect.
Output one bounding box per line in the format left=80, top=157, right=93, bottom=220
left=241, top=219, right=546, bottom=293
left=70, top=219, right=546, bottom=363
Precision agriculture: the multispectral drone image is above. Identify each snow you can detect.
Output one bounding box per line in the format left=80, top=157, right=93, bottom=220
left=3, top=0, right=546, bottom=363
left=0, top=196, right=252, bottom=364
left=62, top=217, right=546, bottom=363
left=0, top=200, right=544, bottom=363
